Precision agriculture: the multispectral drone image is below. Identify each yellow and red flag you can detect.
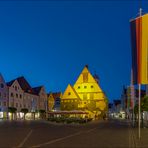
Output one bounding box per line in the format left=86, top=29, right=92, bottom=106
left=130, top=13, right=148, bottom=84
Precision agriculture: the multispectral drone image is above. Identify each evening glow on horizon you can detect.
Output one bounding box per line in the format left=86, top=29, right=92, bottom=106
left=0, top=0, right=148, bottom=102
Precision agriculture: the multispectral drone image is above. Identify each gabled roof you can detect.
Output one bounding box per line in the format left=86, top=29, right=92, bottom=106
left=32, top=86, right=43, bottom=95
left=62, top=84, right=80, bottom=100
left=0, top=73, right=6, bottom=83
left=16, top=76, right=33, bottom=93
left=48, top=92, right=62, bottom=99
left=6, top=80, right=16, bottom=86
left=52, top=92, right=62, bottom=99
left=74, top=65, right=100, bottom=84
left=7, top=76, right=34, bottom=94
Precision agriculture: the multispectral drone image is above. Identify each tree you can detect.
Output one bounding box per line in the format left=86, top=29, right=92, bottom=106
left=141, top=96, right=148, bottom=112
left=134, top=96, right=148, bottom=127
left=8, top=107, right=17, bottom=120
left=39, top=109, right=46, bottom=119
left=141, top=96, right=148, bottom=127
left=21, top=108, right=29, bottom=120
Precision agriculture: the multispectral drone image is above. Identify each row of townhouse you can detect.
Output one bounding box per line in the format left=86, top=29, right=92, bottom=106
left=0, top=74, right=47, bottom=120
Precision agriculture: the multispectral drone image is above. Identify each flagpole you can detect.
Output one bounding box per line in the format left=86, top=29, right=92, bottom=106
left=131, top=69, right=135, bottom=127
left=138, top=6, right=142, bottom=140
left=133, top=86, right=135, bottom=127
left=138, top=84, right=141, bottom=139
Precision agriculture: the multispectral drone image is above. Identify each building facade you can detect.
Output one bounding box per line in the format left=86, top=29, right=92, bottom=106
left=61, top=65, right=108, bottom=119
left=48, top=92, right=62, bottom=111
left=0, top=74, right=48, bottom=120
left=33, top=86, right=48, bottom=111
left=0, top=74, right=8, bottom=118
left=7, top=79, right=24, bottom=119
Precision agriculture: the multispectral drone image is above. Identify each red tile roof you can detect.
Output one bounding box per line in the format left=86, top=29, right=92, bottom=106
left=32, top=86, right=42, bottom=95
left=48, top=92, right=62, bottom=100
left=7, top=76, right=35, bottom=94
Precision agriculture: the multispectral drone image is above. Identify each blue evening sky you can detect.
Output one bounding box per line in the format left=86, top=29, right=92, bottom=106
left=0, top=0, right=148, bottom=102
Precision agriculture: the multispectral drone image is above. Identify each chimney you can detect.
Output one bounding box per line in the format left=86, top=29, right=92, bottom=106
left=85, top=64, right=88, bottom=69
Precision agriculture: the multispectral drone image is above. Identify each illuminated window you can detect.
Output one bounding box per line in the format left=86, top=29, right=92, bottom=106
left=83, top=73, right=88, bottom=82
left=84, top=86, right=87, bottom=89
left=68, top=92, right=71, bottom=96
left=91, top=85, right=93, bottom=88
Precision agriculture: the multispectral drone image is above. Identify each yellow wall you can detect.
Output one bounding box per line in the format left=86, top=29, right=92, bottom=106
left=61, top=66, right=108, bottom=118
left=73, top=66, right=105, bottom=101
left=48, top=94, right=54, bottom=111
left=62, top=84, right=80, bottom=100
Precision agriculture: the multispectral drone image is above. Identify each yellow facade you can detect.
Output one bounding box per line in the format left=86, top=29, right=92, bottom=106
left=48, top=94, right=55, bottom=111
left=61, top=66, right=108, bottom=119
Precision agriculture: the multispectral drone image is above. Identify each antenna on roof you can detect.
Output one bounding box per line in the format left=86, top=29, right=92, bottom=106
left=139, top=0, right=142, bottom=16
left=85, top=64, right=88, bottom=69
left=139, top=8, right=142, bottom=16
